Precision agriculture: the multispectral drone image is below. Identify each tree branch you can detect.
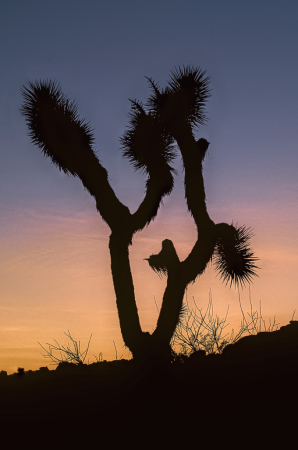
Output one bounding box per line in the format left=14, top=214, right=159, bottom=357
left=130, top=171, right=174, bottom=234
left=20, top=80, right=131, bottom=231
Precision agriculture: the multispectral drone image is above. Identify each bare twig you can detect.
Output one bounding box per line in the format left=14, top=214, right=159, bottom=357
left=164, top=288, right=283, bottom=359
left=93, top=352, right=103, bottom=363
left=38, top=330, right=92, bottom=365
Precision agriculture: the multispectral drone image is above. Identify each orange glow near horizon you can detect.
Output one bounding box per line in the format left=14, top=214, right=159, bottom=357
left=1, top=196, right=297, bottom=375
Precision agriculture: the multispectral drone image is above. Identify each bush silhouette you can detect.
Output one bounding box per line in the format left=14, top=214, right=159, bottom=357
left=38, top=330, right=92, bottom=365
left=170, top=288, right=281, bottom=359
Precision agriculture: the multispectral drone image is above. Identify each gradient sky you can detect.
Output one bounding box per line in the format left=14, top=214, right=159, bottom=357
left=1, top=1, right=298, bottom=374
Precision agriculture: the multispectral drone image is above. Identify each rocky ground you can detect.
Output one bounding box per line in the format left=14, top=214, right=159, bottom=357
left=1, top=321, right=298, bottom=446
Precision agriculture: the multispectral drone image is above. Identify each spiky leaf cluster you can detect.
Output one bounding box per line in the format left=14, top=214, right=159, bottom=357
left=145, top=253, right=168, bottom=278
left=177, top=302, right=189, bottom=326
left=144, top=239, right=180, bottom=277
left=213, top=223, right=260, bottom=288
left=120, top=100, right=176, bottom=178
left=20, top=80, right=96, bottom=176
left=146, top=66, right=211, bottom=131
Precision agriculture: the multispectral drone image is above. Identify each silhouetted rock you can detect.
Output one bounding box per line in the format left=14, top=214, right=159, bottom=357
left=1, top=325, right=298, bottom=445
left=14, top=367, right=25, bottom=377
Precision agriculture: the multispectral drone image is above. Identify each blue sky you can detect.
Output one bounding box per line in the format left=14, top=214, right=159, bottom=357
left=1, top=1, right=298, bottom=372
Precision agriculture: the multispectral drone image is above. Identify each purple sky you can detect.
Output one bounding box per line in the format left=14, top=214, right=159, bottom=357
left=1, top=1, right=298, bottom=373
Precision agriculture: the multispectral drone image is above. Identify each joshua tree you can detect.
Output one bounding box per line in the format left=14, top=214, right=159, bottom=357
left=20, top=66, right=259, bottom=365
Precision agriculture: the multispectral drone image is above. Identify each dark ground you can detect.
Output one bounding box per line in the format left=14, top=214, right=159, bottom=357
left=1, top=322, right=298, bottom=447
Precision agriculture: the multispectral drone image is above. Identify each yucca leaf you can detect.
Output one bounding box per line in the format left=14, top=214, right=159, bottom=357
left=146, top=65, right=211, bottom=131
left=144, top=239, right=180, bottom=277
left=213, top=223, right=260, bottom=288
left=20, top=80, right=97, bottom=176
left=145, top=77, right=172, bottom=118
left=120, top=99, right=177, bottom=178
left=167, top=65, right=211, bottom=128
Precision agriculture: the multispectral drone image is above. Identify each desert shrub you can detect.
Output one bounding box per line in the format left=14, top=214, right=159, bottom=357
left=38, top=330, right=92, bottom=365
left=38, top=331, right=131, bottom=366
left=168, top=288, right=283, bottom=360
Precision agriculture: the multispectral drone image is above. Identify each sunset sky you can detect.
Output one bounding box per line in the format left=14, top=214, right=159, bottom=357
left=1, top=1, right=298, bottom=374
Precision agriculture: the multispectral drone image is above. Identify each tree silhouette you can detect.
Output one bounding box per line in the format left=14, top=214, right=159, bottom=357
left=20, top=66, right=259, bottom=366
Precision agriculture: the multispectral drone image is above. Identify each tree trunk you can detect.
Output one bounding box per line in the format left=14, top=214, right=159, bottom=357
left=109, top=232, right=144, bottom=355
left=153, top=271, right=187, bottom=345
left=109, top=232, right=184, bottom=365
